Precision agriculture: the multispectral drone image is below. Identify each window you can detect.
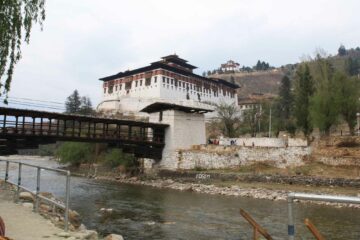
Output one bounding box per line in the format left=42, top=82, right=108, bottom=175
left=125, top=82, right=132, bottom=90
left=159, top=111, right=163, bottom=122
left=135, top=81, right=138, bottom=87
left=166, top=78, right=170, bottom=84
left=145, top=78, right=151, bottom=86
left=140, top=80, right=143, bottom=86
left=162, top=77, right=166, bottom=83
left=154, top=76, right=157, bottom=83
left=119, top=84, right=122, bottom=90
left=108, top=86, right=114, bottom=94
left=171, top=79, right=173, bottom=85
left=115, top=85, right=118, bottom=91
left=104, top=88, right=106, bottom=94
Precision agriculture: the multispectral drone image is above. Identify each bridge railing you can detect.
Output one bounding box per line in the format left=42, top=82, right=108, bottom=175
left=0, top=159, right=71, bottom=231
left=287, top=192, right=360, bottom=240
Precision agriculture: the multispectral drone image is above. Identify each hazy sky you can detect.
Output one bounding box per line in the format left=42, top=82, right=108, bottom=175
left=5, top=0, right=360, bottom=110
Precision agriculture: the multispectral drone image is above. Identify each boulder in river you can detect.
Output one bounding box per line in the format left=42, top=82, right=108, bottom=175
left=100, top=208, right=114, bottom=214
left=104, top=234, right=124, bottom=240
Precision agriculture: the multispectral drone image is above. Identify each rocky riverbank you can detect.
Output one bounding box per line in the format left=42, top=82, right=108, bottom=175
left=0, top=180, right=124, bottom=240
left=93, top=175, right=360, bottom=209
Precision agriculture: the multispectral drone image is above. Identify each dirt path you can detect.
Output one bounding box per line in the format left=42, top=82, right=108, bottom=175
left=0, top=188, right=65, bottom=240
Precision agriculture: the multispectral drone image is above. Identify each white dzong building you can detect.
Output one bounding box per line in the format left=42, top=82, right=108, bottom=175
left=97, top=55, right=239, bottom=117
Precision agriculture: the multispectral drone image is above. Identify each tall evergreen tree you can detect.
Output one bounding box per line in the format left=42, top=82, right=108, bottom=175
left=278, top=76, right=292, bottom=119
left=273, top=76, right=295, bottom=135
left=294, top=64, right=314, bottom=137
left=65, top=90, right=82, bottom=113
left=79, top=96, right=94, bottom=116
left=338, top=44, right=347, bottom=56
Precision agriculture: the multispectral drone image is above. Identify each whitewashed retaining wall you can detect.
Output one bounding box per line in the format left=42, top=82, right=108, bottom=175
left=175, top=146, right=311, bottom=169
left=219, top=137, right=307, bottom=148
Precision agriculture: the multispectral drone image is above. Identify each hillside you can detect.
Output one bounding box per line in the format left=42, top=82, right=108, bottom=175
left=210, top=48, right=360, bottom=100
left=210, top=70, right=285, bottom=98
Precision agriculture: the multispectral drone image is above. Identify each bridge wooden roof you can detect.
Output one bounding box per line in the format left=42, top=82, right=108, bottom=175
left=0, top=107, right=169, bottom=128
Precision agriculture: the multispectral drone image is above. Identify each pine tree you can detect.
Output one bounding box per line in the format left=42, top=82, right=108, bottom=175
left=338, top=44, right=347, bottom=56
left=294, top=64, right=314, bottom=137
left=65, top=90, right=82, bottom=113
left=79, top=96, right=94, bottom=116
left=273, top=76, right=295, bottom=135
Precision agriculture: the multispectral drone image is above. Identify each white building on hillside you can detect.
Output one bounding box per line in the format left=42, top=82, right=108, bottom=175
left=97, top=55, right=239, bottom=116
left=220, top=60, right=240, bottom=72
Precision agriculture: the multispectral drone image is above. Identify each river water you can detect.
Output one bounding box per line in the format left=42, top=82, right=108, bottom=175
left=1, top=157, right=360, bottom=239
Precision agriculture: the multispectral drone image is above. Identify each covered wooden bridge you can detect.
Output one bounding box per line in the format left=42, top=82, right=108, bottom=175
left=0, top=107, right=168, bottom=159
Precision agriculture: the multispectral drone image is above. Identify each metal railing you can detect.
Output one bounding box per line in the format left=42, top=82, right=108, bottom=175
left=0, top=159, right=71, bottom=231
left=287, top=192, right=360, bottom=240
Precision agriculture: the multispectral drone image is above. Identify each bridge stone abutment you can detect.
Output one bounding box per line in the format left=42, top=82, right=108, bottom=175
left=140, top=101, right=213, bottom=171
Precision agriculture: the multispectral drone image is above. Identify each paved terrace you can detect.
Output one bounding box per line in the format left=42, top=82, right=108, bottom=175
left=0, top=184, right=66, bottom=240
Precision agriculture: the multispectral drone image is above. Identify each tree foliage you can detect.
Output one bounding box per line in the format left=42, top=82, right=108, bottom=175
left=294, top=64, right=314, bottom=137
left=241, top=105, right=262, bottom=137
left=310, top=57, right=338, bottom=135
left=338, top=44, right=347, bottom=56
left=253, top=60, right=271, bottom=71
left=104, top=148, right=136, bottom=169
left=65, top=90, right=94, bottom=115
left=215, top=102, right=241, bottom=137
left=56, top=142, right=95, bottom=167
left=273, top=75, right=295, bottom=135
left=334, top=72, right=359, bottom=135
left=0, top=0, right=46, bottom=100
left=345, top=57, right=360, bottom=76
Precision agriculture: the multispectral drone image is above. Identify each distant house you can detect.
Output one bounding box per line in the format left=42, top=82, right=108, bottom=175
left=220, top=60, right=240, bottom=72
left=238, top=93, right=276, bottom=112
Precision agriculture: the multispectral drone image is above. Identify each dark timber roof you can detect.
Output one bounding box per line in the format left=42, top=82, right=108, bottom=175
left=99, top=57, right=240, bottom=89
left=140, top=102, right=214, bottom=113
left=0, top=107, right=169, bottom=128
left=158, top=54, right=197, bottom=70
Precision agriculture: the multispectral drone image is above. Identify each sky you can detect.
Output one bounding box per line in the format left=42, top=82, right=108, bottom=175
left=4, top=0, right=360, bottom=111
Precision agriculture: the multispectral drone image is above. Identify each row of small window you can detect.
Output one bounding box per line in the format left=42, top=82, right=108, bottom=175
left=161, top=84, right=234, bottom=98
left=240, top=104, right=256, bottom=109
left=161, top=77, right=235, bottom=98
left=105, top=77, right=158, bottom=94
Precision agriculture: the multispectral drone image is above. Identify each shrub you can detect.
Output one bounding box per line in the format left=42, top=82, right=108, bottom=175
left=104, top=148, right=136, bottom=169
left=56, top=142, right=95, bottom=167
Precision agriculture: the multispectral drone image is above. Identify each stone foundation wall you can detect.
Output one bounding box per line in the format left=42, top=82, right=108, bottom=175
left=156, top=145, right=311, bottom=170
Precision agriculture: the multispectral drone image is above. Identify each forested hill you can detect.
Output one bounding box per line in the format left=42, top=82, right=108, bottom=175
left=209, top=46, right=360, bottom=99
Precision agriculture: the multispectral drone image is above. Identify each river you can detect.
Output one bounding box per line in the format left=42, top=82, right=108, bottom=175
left=1, top=157, right=360, bottom=239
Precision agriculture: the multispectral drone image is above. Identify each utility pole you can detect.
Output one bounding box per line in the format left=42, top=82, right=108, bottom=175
left=269, top=107, right=272, bottom=138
